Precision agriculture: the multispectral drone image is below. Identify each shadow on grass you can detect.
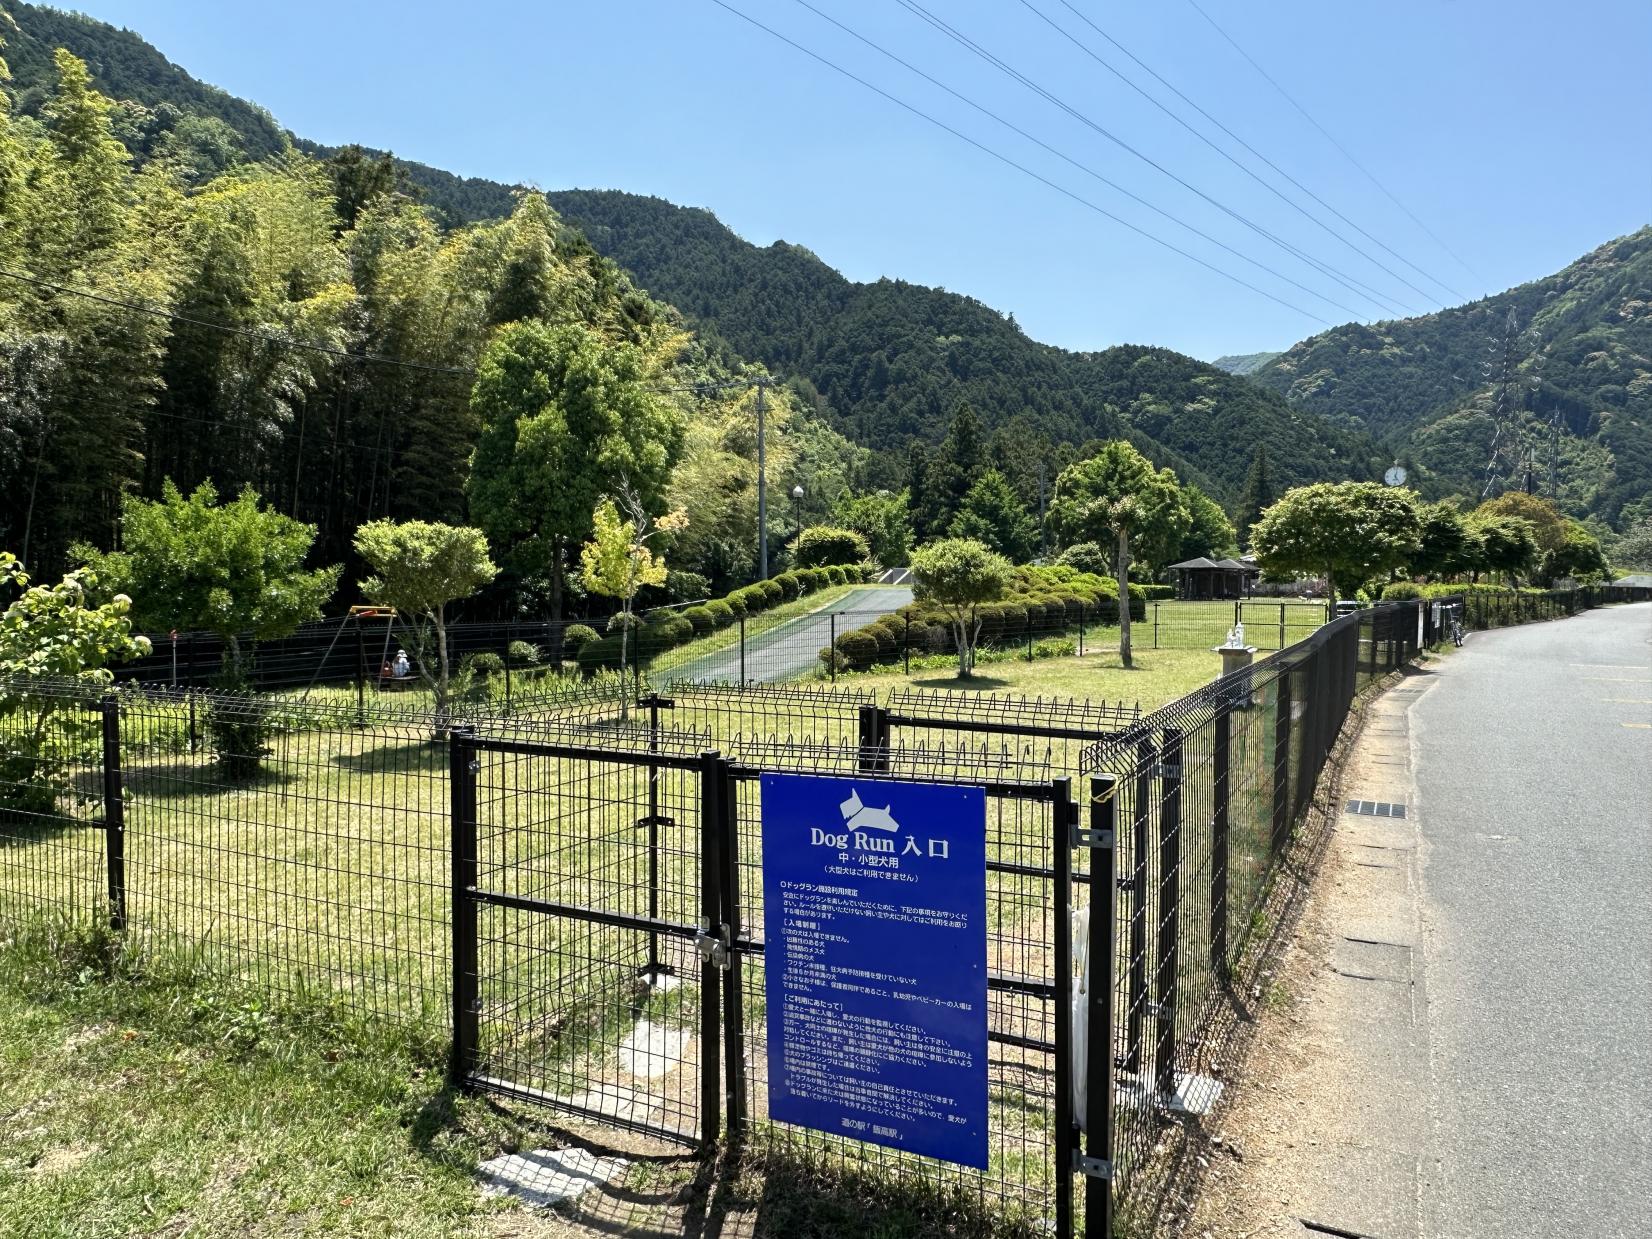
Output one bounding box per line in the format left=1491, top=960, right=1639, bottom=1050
left=331, top=738, right=447, bottom=776
left=114, top=757, right=300, bottom=801
left=905, top=674, right=1017, bottom=692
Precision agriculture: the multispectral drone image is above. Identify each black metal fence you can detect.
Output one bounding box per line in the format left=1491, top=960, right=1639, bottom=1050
left=0, top=586, right=1616, bottom=1236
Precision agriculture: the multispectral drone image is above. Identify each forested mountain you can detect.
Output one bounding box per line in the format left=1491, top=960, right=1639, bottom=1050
left=1251, top=229, right=1652, bottom=529
left=547, top=190, right=1381, bottom=498
left=0, top=3, right=1381, bottom=513
left=1211, top=351, right=1282, bottom=376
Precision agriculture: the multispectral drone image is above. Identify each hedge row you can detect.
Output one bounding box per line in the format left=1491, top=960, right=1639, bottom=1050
left=576, top=563, right=870, bottom=673
left=823, top=564, right=1148, bottom=672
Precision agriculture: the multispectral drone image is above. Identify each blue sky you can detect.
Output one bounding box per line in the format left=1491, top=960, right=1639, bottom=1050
left=70, top=0, right=1652, bottom=361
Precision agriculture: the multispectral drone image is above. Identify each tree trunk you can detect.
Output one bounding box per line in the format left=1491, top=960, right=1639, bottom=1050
left=1117, top=528, right=1133, bottom=670
left=547, top=535, right=566, bottom=670
left=434, top=605, right=450, bottom=729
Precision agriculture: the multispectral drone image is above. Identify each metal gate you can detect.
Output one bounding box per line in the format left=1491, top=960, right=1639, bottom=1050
left=448, top=726, right=732, bottom=1146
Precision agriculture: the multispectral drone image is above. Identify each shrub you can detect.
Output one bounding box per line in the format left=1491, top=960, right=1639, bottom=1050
left=640, top=616, right=693, bottom=653
left=562, top=623, right=600, bottom=653
left=507, top=640, right=541, bottom=665
left=757, top=579, right=784, bottom=606
left=722, top=592, right=748, bottom=619
left=1056, top=542, right=1111, bottom=576
left=465, top=651, right=504, bottom=676
left=577, top=634, right=624, bottom=674
left=681, top=605, right=716, bottom=635
left=706, top=599, right=736, bottom=627
left=1137, top=584, right=1175, bottom=601
left=807, top=567, right=833, bottom=590
left=833, top=629, right=881, bottom=670
left=665, top=569, right=711, bottom=602
left=796, top=525, right=870, bottom=568
left=826, top=565, right=848, bottom=585
left=1381, top=581, right=1423, bottom=600
left=866, top=621, right=901, bottom=658
left=773, top=572, right=804, bottom=601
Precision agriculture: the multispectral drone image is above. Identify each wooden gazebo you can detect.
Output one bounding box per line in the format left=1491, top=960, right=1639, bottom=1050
left=1168, top=556, right=1256, bottom=601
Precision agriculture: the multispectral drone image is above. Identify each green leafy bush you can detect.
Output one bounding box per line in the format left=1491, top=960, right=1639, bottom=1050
left=681, top=606, right=716, bottom=634
left=464, top=651, right=504, bottom=676
left=832, top=630, right=881, bottom=670
left=507, top=640, right=541, bottom=665
left=706, top=599, right=736, bottom=627
left=562, top=623, right=600, bottom=653
left=796, top=525, right=870, bottom=568
left=1380, top=581, right=1423, bottom=600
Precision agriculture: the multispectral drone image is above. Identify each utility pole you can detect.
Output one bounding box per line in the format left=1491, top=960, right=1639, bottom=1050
left=756, top=377, right=769, bottom=579
left=1038, top=459, right=1048, bottom=559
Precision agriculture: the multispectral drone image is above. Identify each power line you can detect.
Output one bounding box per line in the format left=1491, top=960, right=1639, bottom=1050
left=0, top=267, right=476, bottom=377
left=895, top=0, right=1402, bottom=318
left=1184, top=0, right=1478, bottom=279
left=1053, top=0, right=1464, bottom=304
left=787, top=0, right=1368, bottom=319
left=705, top=0, right=1332, bottom=326
left=1033, top=0, right=1461, bottom=307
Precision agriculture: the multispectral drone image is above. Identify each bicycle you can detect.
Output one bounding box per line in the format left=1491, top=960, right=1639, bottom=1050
left=1448, top=607, right=1465, bottom=647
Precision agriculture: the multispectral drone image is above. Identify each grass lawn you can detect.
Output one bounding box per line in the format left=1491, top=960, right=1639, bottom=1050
left=832, top=645, right=1225, bottom=712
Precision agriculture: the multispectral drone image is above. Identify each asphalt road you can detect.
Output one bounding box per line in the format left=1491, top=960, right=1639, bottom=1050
left=1412, top=602, right=1651, bottom=1237
left=663, top=586, right=912, bottom=685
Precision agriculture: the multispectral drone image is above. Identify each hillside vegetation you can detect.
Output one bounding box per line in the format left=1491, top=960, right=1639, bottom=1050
left=1253, top=228, right=1652, bottom=528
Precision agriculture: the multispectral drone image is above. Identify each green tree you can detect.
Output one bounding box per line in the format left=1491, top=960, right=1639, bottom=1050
left=1411, top=501, right=1473, bottom=579
left=1465, top=514, right=1539, bottom=585
left=75, top=480, right=339, bottom=679
left=1048, top=442, right=1188, bottom=667
left=1177, top=484, right=1238, bottom=561
left=1609, top=516, right=1652, bottom=573
left=580, top=489, right=688, bottom=707
left=1250, top=482, right=1422, bottom=603
left=353, top=520, right=498, bottom=725
left=467, top=320, right=682, bottom=656
left=949, top=469, right=1036, bottom=562
left=0, top=552, right=152, bottom=816
left=795, top=525, right=869, bottom=569
left=1236, top=444, right=1274, bottom=546
left=909, top=538, right=1013, bottom=678
left=834, top=490, right=912, bottom=568
left=1540, top=520, right=1609, bottom=584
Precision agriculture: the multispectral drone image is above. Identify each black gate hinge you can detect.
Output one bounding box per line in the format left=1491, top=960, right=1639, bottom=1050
left=1073, top=1152, right=1114, bottom=1180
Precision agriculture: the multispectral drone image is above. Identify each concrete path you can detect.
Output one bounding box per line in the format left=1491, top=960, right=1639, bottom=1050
left=661, top=585, right=911, bottom=684
left=1192, top=602, right=1652, bottom=1238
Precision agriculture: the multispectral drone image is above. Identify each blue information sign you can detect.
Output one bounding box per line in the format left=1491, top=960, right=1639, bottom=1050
left=760, top=772, right=989, bottom=1168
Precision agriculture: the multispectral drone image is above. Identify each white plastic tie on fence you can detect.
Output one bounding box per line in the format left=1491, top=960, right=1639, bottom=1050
left=478, top=1147, right=627, bottom=1208
left=1072, top=904, right=1090, bottom=1129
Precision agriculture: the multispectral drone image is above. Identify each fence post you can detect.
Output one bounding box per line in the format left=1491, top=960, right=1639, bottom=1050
left=1278, top=602, right=1286, bottom=651
left=698, top=749, right=726, bottom=1148
left=645, top=693, right=663, bottom=980
left=716, top=756, right=747, bottom=1140
left=856, top=704, right=890, bottom=773
left=904, top=616, right=911, bottom=675
left=1028, top=623, right=1035, bottom=663
left=1085, top=774, right=1118, bottom=1237
left=1078, top=602, right=1086, bottom=657
left=1153, top=602, right=1159, bottom=650
left=1052, top=778, right=1076, bottom=1239
left=100, top=696, right=127, bottom=932
left=504, top=649, right=512, bottom=712
left=187, top=689, right=198, bottom=754
left=1210, top=700, right=1231, bottom=984
left=1125, top=736, right=1153, bottom=1075
left=448, top=726, right=479, bottom=1090
left=1153, top=727, right=1183, bottom=1104
left=1272, top=664, right=1293, bottom=857
left=739, top=615, right=747, bottom=685
left=829, top=613, right=836, bottom=684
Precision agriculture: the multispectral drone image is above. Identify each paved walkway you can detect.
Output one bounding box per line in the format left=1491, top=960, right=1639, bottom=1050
left=662, top=585, right=910, bottom=684
left=1193, top=602, right=1652, bottom=1237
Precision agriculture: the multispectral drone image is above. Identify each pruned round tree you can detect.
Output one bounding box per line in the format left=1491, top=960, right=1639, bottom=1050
left=794, top=525, right=869, bottom=569
left=354, top=519, right=499, bottom=726
left=909, top=537, right=1013, bottom=678
left=1250, top=482, right=1421, bottom=603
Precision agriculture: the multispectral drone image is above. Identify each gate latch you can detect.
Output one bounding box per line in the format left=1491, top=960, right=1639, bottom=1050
left=1073, top=1152, right=1114, bottom=1180
left=696, top=924, right=732, bottom=971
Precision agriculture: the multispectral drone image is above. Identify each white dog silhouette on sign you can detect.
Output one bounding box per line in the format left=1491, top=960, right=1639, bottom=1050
left=839, top=788, right=900, bottom=834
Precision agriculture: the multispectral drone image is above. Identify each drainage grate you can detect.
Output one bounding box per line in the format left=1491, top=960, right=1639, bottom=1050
left=1345, top=799, right=1406, bottom=818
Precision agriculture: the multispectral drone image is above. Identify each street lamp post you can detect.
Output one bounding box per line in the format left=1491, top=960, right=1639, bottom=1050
left=791, top=484, right=805, bottom=559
